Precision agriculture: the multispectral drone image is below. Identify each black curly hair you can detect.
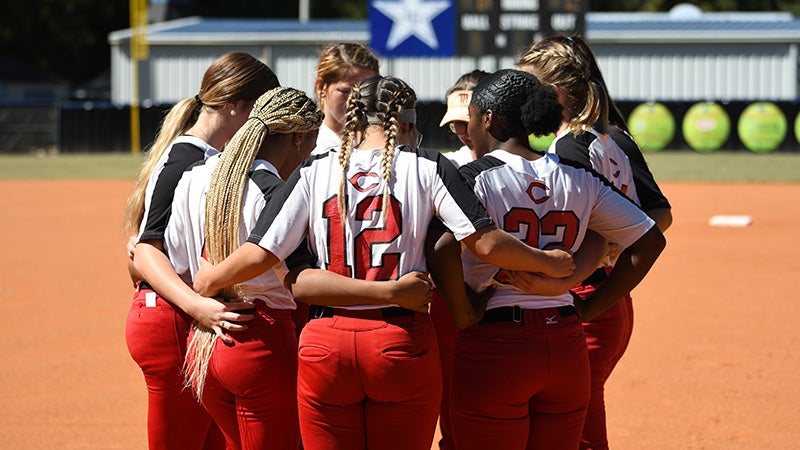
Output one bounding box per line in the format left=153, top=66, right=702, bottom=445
left=471, top=69, right=562, bottom=138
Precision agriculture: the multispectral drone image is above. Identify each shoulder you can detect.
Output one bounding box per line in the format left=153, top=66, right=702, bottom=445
left=459, top=155, right=505, bottom=183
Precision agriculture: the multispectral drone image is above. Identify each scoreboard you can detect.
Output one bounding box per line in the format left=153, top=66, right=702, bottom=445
left=457, top=0, right=587, bottom=56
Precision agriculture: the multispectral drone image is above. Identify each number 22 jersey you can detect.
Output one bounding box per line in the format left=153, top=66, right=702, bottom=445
left=458, top=150, right=655, bottom=310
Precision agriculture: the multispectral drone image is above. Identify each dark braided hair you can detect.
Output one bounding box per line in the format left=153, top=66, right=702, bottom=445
left=471, top=69, right=562, bottom=138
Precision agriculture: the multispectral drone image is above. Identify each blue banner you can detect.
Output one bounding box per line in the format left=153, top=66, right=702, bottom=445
left=369, top=0, right=455, bottom=56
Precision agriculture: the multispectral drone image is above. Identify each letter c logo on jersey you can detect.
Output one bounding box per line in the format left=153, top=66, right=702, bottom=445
left=526, top=181, right=550, bottom=204
left=349, top=171, right=381, bottom=192
left=610, top=157, right=621, bottom=179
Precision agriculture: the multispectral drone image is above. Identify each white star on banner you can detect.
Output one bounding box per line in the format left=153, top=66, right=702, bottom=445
left=373, top=0, right=451, bottom=50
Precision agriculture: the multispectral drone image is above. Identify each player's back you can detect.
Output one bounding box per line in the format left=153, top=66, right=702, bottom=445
left=459, top=150, right=654, bottom=308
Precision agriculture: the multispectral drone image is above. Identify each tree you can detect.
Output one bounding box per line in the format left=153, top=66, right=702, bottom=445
left=0, top=0, right=128, bottom=85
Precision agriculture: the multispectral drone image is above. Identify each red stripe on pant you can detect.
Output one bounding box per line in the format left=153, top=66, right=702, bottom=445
left=192, top=302, right=300, bottom=450
left=572, top=277, right=634, bottom=450
left=125, top=287, right=226, bottom=450
left=297, top=309, right=442, bottom=450
left=451, top=307, right=590, bottom=450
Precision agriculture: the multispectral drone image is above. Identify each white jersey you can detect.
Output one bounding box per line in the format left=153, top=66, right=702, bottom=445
left=550, top=127, right=640, bottom=206
left=248, top=145, right=493, bottom=309
left=459, top=150, right=655, bottom=310
left=138, top=135, right=218, bottom=242
left=310, top=123, right=340, bottom=156
left=443, top=145, right=475, bottom=169
left=164, top=154, right=296, bottom=309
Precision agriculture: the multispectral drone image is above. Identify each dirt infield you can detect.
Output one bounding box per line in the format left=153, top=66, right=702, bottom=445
left=1, top=179, right=798, bottom=449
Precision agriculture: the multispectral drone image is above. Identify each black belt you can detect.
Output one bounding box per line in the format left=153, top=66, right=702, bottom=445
left=480, top=305, right=577, bottom=323
left=581, top=267, right=608, bottom=286
left=138, top=281, right=154, bottom=291
left=308, top=305, right=414, bottom=321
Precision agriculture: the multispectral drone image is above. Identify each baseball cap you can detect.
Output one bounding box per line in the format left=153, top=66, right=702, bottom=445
left=439, top=90, right=472, bottom=127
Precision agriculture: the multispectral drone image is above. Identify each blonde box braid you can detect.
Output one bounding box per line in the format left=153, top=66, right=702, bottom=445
left=185, top=87, right=323, bottom=398
left=516, top=41, right=601, bottom=136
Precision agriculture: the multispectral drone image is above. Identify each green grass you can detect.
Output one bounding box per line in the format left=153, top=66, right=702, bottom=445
left=0, top=150, right=798, bottom=182
left=0, top=152, right=146, bottom=179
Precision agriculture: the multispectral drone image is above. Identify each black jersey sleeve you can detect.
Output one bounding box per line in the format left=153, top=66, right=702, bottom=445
left=609, top=127, right=671, bottom=211
left=551, top=132, right=594, bottom=170
left=284, top=238, right=318, bottom=270
left=139, top=143, right=205, bottom=241
left=249, top=168, right=285, bottom=200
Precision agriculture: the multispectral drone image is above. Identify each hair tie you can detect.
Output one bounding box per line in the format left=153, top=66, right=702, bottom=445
left=248, top=116, right=269, bottom=133
left=194, top=94, right=203, bottom=106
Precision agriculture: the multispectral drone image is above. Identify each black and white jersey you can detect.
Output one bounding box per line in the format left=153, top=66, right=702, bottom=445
left=459, top=150, right=655, bottom=310
left=248, top=145, right=494, bottom=309
left=550, top=128, right=640, bottom=206
left=165, top=154, right=295, bottom=310
left=608, top=126, right=671, bottom=212
left=138, top=135, right=218, bottom=242
left=310, top=123, right=340, bottom=156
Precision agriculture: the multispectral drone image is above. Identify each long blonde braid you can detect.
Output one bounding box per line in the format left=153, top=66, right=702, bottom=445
left=185, top=87, right=323, bottom=398
left=337, top=85, right=365, bottom=223
left=516, top=40, right=601, bottom=135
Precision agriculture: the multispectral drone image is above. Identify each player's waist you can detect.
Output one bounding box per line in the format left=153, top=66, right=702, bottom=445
left=307, top=305, right=418, bottom=321
left=480, top=305, right=577, bottom=324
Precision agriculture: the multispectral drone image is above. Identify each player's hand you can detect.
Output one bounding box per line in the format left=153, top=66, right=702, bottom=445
left=465, top=283, right=494, bottom=322
left=392, top=271, right=432, bottom=313
left=126, top=235, right=138, bottom=259
left=188, top=296, right=255, bottom=345
left=194, top=257, right=219, bottom=297
left=540, top=248, right=575, bottom=279
left=498, top=269, right=575, bottom=296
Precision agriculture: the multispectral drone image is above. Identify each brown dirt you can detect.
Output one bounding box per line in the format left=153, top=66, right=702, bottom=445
left=0, top=180, right=798, bottom=449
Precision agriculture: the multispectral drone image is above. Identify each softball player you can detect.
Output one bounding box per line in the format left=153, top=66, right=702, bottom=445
left=451, top=69, right=665, bottom=450
left=284, top=43, right=382, bottom=338
left=311, top=42, right=380, bottom=156
left=193, top=75, right=576, bottom=450
left=122, top=52, right=278, bottom=450
left=164, top=87, right=324, bottom=449
left=431, top=68, right=490, bottom=450
left=517, top=35, right=672, bottom=450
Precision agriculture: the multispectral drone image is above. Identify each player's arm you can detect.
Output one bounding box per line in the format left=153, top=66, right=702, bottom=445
left=193, top=242, right=280, bottom=298
left=498, top=230, right=608, bottom=296
left=460, top=224, right=575, bottom=278
left=574, top=225, right=666, bottom=322
left=646, top=207, right=673, bottom=233
left=133, top=239, right=255, bottom=343
left=285, top=265, right=431, bottom=312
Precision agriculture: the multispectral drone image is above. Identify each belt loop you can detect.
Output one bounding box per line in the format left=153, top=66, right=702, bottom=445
left=512, top=305, right=522, bottom=323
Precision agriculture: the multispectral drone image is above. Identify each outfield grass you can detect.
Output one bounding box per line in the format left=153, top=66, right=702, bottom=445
left=0, top=150, right=798, bottom=182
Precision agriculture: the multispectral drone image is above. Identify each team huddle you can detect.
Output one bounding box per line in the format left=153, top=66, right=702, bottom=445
left=123, top=37, right=670, bottom=450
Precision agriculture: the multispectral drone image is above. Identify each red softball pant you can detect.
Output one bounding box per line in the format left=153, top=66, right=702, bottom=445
left=196, top=303, right=300, bottom=450
left=572, top=274, right=634, bottom=450
left=297, top=308, right=442, bottom=450
left=451, top=307, right=590, bottom=450
left=429, top=289, right=458, bottom=450
left=125, top=285, right=225, bottom=450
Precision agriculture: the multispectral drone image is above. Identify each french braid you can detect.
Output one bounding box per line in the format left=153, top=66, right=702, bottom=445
left=185, top=87, right=323, bottom=398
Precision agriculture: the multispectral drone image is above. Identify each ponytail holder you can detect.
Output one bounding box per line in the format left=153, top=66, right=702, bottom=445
left=248, top=116, right=269, bottom=133
left=194, top=95, right=203, bottom=106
